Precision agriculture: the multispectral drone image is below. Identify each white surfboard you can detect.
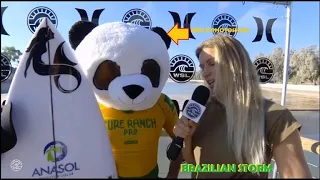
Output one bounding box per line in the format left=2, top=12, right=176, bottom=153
left=1, top=18, right=118, bottom=178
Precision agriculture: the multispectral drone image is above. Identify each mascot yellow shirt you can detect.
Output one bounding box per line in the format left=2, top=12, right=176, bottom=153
left=99, top=93, right=178, bottom=178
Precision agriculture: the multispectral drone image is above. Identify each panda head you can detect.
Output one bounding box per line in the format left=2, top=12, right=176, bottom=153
left=69, top=21, right=171, bottom=111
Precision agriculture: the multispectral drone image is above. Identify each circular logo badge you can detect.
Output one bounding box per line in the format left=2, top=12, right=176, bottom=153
left=10, top=159, right=23, bottom=172
left=169, top=54, right=196, bottom=83
left=186, top=103, right=201, bottom=119
left=122, top=8, right=152, bottom=29
left=27, top=6, right=58, bottom=34
left=1, top=54, right=12, bottom=82
left=253, top=57, right=275, bottom=84
left=211, top=13, right=238, bottom=37
left=44, top=141, right=67, bottom=162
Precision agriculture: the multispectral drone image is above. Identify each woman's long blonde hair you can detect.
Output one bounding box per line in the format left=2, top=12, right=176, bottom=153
left=196, top=35, right=266, bottom=165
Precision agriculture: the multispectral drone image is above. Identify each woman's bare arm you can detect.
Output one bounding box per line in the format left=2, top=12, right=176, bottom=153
left=182, top=138, right=196, bottom=165
left=273, top=129, right=312, bottom=178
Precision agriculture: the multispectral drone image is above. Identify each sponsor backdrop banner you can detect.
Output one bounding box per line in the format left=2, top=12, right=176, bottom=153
left=1, top=1, right=287, bottom=88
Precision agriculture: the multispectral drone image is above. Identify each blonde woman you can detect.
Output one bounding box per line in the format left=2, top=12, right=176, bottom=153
left=173, top=35, right=312, bottom=178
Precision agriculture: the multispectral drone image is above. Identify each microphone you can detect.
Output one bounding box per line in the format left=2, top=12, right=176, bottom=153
left=166, top=85, right=210, bottom=161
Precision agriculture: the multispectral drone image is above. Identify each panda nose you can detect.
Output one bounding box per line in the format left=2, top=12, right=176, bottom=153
left=123, top=85, right=145, bottom=100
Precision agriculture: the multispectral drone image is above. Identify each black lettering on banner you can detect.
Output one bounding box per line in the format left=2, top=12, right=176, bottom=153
left=169, top=11, right=196, bottom=39
left=1, top=6, right=9, bottom=36
left=75, top=8, right=105, bottom=25
left=24, top=21, right=81, bottom=94
left=252, top=17, right=277, bottom=43
left=169, top=54, right=196, bottom=83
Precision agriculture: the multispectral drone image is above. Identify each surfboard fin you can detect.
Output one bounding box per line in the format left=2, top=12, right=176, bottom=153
left=1, top=102, right=17, bottom=154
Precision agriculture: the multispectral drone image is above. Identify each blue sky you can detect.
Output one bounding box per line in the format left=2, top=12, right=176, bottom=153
left=1, top=1, right=319, bottom=69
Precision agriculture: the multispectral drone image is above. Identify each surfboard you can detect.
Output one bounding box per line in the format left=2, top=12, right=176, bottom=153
left=1, top=18, right=118, bottom=178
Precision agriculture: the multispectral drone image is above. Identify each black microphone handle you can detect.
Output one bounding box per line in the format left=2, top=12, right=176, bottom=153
left=166, top=100, right=188, bottom=161
left=166, top=86, right=210, bottom=162
left=166, top=136, right=184, bottom=161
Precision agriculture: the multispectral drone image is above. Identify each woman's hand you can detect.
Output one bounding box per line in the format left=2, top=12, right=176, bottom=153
left=174, top=117, right=198, bottom=166
left=173, top=116, right=197, bottom=139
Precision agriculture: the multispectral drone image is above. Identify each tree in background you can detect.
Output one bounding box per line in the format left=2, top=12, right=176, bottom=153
left=192, top=45, right=320, bottom=85
left=266, top=45, right=319, bottom=85
left=266, top=47, right=285, bottom=83
left=1, top=46, right=22, bottom=67
left=192, top=71, right=204, bottom=80
left=290, top=45, right=319, bottom=85
left=1, top=45, right=319, bottom=85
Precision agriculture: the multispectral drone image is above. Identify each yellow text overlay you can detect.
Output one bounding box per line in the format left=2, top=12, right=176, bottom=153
left=180, top=164, right=273, bottom=173
left=191, top=27, right=250, bottom=33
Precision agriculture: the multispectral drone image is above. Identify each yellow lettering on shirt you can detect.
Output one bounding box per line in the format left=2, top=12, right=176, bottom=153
left=99, top=94, right=178, bottom=178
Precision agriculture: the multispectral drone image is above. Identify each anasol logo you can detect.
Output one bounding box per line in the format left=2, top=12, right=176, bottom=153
left=44, top=141, right=67, bottom=162
left=32, top=141, right=80, bottom=178
left=186, top=103, right=201, bottom=119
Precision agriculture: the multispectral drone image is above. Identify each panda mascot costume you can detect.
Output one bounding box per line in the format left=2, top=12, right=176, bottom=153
left=1, top=102, right=16, bottom=154
left=68, top=21, right=181, bottom=178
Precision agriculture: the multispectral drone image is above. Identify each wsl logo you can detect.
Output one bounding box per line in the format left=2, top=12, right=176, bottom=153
left=122, top=8, right=152, bottom=29
left=186, top=103, right=201, bottom=119
left=169, top=54, right=196, bottom=83
left=253, top=57, right=275, bottom=84
left=1, top=54, right=12, bottom=82
left=32, top=141, right=80, bottom=178
left=27, top=6, right=58, bottom=34
left=211, top=13, right=238, bottom=37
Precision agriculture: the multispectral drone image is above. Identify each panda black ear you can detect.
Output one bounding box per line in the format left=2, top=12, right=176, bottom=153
left=69, top=21, right=97, bottom=50
left=151, top=27, right=171, bottom=49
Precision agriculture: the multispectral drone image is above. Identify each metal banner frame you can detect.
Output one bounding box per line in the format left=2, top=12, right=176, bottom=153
left=243, top=1, right=292, bottom=179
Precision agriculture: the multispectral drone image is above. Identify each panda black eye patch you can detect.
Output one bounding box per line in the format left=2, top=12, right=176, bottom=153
left=141, top=59, right=160, bottom=88
left=93, top=60, right=121, bottom=90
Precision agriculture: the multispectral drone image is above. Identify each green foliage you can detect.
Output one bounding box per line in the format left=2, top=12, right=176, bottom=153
left=1, top=46, right=22, bottom=65
left=192, top=71, right=204, bottom=80
left=265, top=45, right=319, bottom=85
left=2, top=45, right=319, bottom=85
left=192, top=45, right=320, bottom=85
